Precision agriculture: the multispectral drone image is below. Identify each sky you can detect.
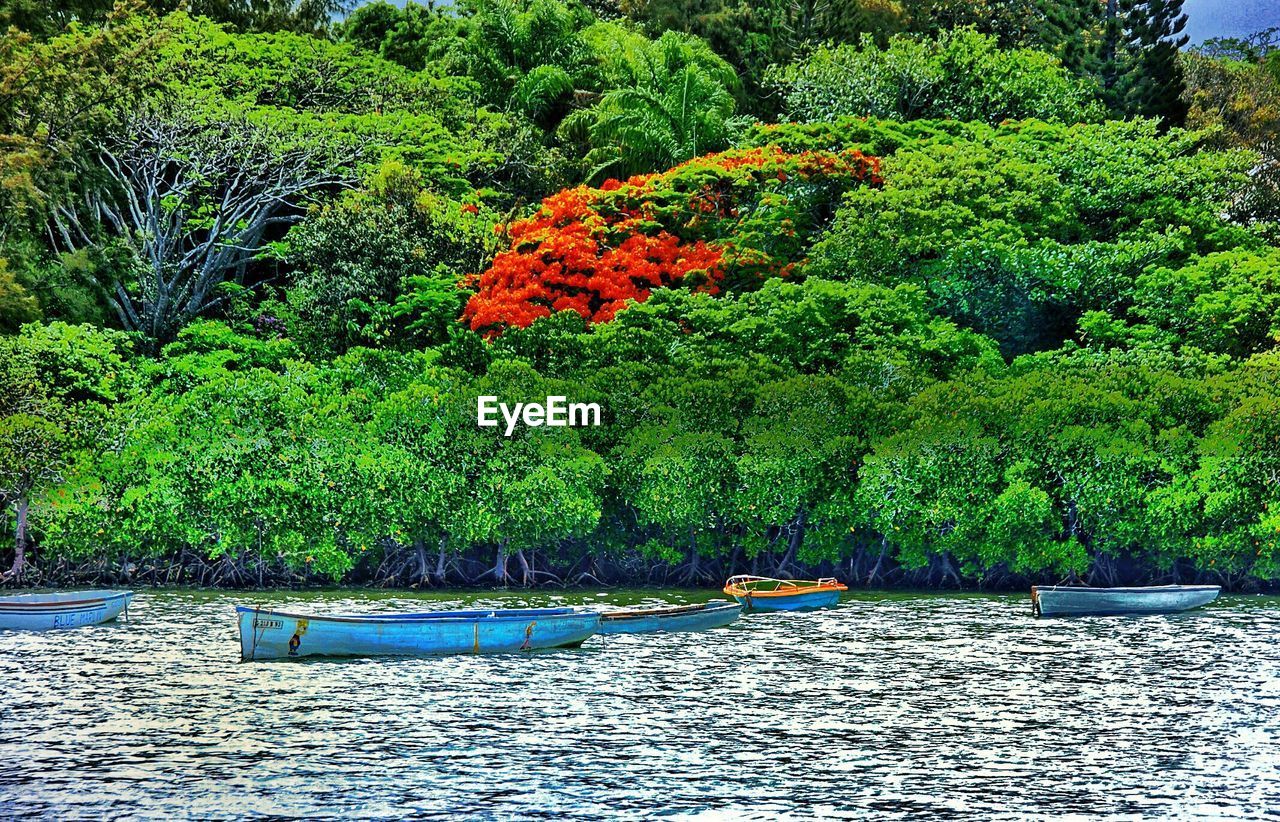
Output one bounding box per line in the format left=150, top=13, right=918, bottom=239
left=1183, top=0, right=1280, bottom=44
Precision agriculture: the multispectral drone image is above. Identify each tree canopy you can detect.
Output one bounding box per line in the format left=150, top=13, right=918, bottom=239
left=1, top=0, right=1278, bottom=591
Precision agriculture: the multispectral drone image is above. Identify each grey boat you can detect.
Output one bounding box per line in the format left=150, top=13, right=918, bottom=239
left=1031, top=584, right=1221, bottom=617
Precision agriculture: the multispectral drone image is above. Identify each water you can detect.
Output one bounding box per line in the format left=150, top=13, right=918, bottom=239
left=1, top=589, right=1278, bottom=820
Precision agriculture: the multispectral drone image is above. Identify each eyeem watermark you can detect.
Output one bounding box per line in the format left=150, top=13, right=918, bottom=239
left=477, top=395, right=602, bottom=437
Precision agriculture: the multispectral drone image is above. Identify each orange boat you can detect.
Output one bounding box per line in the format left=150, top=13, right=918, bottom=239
left=723, top=575, right=847, bottom=611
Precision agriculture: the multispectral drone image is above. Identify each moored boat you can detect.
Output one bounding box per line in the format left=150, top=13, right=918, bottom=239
left=723, top=575, right=847, bottom=612
left=0, top=590, right=133, bottom=631
left=599, top=600, right=741, bottom=634
left=237, top=605, right=601, bottom=661
left=1031, top=584, right=1221, bottom=617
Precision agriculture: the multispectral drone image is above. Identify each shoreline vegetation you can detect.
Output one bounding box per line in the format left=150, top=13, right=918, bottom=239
left=12, top=548, right=1275, bottom=594
left=3, top=3, right=1280, bottom=594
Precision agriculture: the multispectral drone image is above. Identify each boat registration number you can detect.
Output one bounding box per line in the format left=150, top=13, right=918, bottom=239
left=252, top=618, right=284, bottom=630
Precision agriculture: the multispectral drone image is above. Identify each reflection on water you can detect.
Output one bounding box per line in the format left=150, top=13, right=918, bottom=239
left=0, top=589, right=1277, bottom=819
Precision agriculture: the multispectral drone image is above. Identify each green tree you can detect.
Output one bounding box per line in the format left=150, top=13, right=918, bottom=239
left=449, top=0, right=598, bottom=113
left=1099, top=0, right=1189, bottom=125
left=366, top=374, right=471, bottom=584
left=342, top=1, right=464, bottom=70
left=34, top=12, right=497, bottom=344
left=0, top=322, right=129, bottom=579
left=0, top=5, right=172, bottom=228
left=0, top=258, right=40, bottom=331
left=0, top=413, right=64, bottom=580
left=1132, top=249, right=1280, bottom=359
left=731, top=377, right=866, bottom=570
left=0, top=0, right=116, bottom=39
left=50, top=101, right=365, bottom=344
left=562, top=30, right=738, bottom=179
left=807, top=118, right=1255, bottom=356
left=1182, top=49, right=1280, bottom=150
left=445, top=361, right=608, bottom=585
left=184, top=0, right=352, bottom=35
left=619, top=0, right=908, bottom=116
left=1181, top=45, right=1280, bottom=227
left=1125, top=0, right=1189, bottom=124
left=617, top=426, right=735, bottom=579
left=769, top=28, right=1104, bottom=125
left=37, top=327, right=362, bottom=581
left=1188, top=389, right=1280, bottom=580
left=1195, top=27, right=1280, bottom=62
left=1, top=0, right=351, bottom=38
left=284, top=161, right=496, bottom=357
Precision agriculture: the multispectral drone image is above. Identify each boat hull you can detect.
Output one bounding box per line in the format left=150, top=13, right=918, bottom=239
left=1032, top=585, right=1221, bottom=617
left=731, top=589, right=842, bottom=612
left=600, top=601, right=741, bottom=634
left=0, top=591, right=133, bottom=631
left=237, top=606, right=601, bottom=661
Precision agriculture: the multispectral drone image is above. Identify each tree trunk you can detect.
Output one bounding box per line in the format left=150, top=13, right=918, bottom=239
left=781, top=508, right=807, bottom=575
left=942, top=553, right=962, bottom=588
left=415, top=538, right=428, bottom=586
left=434, top=535, right=448, bottom=584
left=868, top=535, right=889, bottom=586
left=516, top=549, right=532, bottom=587
left=1087, top=552, right=1113, bottom=587
left=493, top=539, right=510, bottom=587
left=10, top=494, right=29, bottom=581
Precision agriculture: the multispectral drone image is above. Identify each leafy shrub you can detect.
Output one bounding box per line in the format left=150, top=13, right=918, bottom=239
left=286, top=162, right=497, bottom=356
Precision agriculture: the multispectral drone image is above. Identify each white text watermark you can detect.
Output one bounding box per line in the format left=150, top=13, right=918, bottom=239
left=477, top=395, right=602, bottom=436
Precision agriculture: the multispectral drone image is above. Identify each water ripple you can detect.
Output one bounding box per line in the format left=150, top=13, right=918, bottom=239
left=0, top=590, right=1277, bottom=820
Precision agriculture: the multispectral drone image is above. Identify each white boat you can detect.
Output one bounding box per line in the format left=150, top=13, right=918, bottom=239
left=1031, top=584, right=1221, bottom=617
left=0, top=590, right=134, bottom=630
left=238, top=605, right=602, bottom=661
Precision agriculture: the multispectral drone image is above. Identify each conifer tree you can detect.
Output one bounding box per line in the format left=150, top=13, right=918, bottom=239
left=1042, top=0, right=1099, bottom=71
left=1100, top=0, right=1189, bottom=126
left=1125, top=0, right=1189, bottom=123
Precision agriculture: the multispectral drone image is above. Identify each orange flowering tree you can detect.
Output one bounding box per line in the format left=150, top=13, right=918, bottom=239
left=464, top=146, right=881, bottom=334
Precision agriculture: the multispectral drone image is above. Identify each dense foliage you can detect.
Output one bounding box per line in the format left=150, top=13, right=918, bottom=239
left=464, top=146, right=881, bottom=333
left=2, top=0, right=1278, bottom=591
left=768, top=29, right=1106, bottom=125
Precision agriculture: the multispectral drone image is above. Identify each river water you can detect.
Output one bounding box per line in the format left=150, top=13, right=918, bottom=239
left=1, top=589, right=1278, bottom=820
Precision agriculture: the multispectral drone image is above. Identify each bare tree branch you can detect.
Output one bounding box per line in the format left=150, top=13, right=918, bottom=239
left=50, top=104, right=368, bottom=344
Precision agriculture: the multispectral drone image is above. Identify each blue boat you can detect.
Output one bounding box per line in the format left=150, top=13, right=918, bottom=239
left=0, top=590, right=133, bottom=631
left=237, top=605, right=601, bottom=661
left=599, top=600, right=742, bottom=634
left=1032, top=584, right=1221, bottom=617
left=723, top=575, right=847, bottom=612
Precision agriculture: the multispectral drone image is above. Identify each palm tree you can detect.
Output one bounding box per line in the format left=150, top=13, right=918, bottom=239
left=460, top=0, right=596, bottom=117
left=561, top=31, right=739, bottom=181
